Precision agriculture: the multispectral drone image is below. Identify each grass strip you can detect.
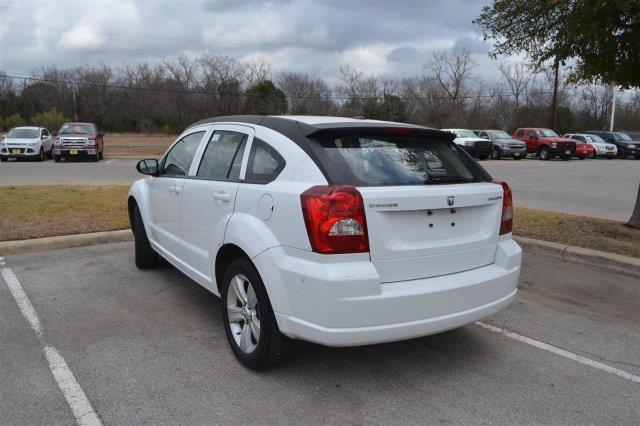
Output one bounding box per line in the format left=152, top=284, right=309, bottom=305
left=1, top=186, right=638, bottom=258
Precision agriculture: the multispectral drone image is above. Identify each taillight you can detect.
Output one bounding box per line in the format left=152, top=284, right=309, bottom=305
left=493, top=180, right=513, bottom=235
left=300, top=185, right=369, bottom=254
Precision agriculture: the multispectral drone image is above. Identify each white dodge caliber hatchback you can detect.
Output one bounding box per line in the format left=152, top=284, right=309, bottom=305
left=128, top=116, right=522, bottom=369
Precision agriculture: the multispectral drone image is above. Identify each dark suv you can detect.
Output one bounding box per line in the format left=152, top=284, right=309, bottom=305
left=584, top=131, right=640, bottom=159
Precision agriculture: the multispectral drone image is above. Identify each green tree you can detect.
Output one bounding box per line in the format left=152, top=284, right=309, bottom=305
left=0, top=113, right=26, bottom=131
left=474, top=0, right=640, bottom=88
left=476, top=0, right=640, bottom=228
left=30, top=107, right=70, bottom=132
left=243, top=80, right=287, bottom=115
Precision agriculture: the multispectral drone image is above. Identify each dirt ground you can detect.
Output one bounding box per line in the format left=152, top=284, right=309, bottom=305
left=103, top=133, right=176, bottom=156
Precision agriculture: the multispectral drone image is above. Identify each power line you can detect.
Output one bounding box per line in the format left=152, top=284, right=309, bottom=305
left=2, top=73, right=564, bottom=102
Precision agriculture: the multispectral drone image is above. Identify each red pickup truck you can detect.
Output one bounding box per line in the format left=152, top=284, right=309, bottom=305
left=52, top=122, right=104, bottom=162
left=513, top=128, right=576, bottom=160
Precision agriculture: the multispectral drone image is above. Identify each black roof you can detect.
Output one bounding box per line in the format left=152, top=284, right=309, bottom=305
left=185, top=115, right=470, bottom=183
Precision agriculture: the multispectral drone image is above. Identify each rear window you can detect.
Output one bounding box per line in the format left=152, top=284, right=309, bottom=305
left=311, top=131, right=489, bottom=186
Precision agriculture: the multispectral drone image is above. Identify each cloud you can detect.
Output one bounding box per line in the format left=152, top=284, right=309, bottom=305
left=57, top=27, right=107, bottom=50
left=0, top=0, right=504, bottom=82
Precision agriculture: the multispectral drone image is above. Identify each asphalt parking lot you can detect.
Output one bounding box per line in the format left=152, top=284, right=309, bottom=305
left=1, top=157, right=638, bottom=221
left=1, top=242, right=639, bottom=424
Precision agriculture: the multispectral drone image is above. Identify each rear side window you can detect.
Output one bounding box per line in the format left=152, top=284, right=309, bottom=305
left=197, top=131, right=247, bottom=180
left=160, top=131, right=205, bottom=176
left=245, top=139, right=285, bottom=184
left=311, top=131, right=488, bottom=186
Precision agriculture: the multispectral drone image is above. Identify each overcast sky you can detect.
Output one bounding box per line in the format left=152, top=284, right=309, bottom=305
left=1, top=0, right=513, bottom=84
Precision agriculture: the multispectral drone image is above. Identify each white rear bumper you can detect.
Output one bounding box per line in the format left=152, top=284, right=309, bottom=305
left=253, top=238, right=521, bottom=347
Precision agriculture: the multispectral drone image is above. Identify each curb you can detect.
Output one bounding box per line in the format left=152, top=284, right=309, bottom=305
left=514, top=236, right=640, bottom=276
left=0, top=230, right=133, bottom=256
left=103, top=155, right=153, bottom=160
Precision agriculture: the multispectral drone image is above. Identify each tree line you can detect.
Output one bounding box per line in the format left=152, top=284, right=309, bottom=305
left=1, top=50, right=639, bottom=134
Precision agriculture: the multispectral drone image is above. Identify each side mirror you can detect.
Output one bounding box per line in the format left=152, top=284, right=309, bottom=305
left=98, top=132, right=105, bottom=138
left=137, top=159, right=159, bottom=176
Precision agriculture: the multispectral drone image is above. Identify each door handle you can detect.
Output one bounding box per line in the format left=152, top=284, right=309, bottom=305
left=169, top=185, right=181, bottom=193
left=213, top=192, right=231, bottom=202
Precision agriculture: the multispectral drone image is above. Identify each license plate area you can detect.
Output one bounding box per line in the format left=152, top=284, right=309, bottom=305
left=11, top=149, right=21, bottom=154
left=69, top=150, right=78, bottom=155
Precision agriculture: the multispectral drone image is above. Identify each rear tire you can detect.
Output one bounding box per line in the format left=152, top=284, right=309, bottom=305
left=222, top=257, right=294, bottom=369
left=99, top=150, right=104, bottom=160
left=37, top=148, right=45, bottom=162
left=133, top=205, right=158, bottom=269
left=0, top=157, right=7, bottom=162
left=54, top=155, right=61, bottom=162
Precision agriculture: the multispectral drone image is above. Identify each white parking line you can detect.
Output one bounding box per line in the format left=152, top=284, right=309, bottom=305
left=1, top=267, right=102, bottom=425
left=104, top=160, right=114, bottom=164
left=476, top=321, right=640, bottom=384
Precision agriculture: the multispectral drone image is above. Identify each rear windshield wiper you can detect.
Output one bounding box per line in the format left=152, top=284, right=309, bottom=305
left=424, top=174, right=474, bottom=184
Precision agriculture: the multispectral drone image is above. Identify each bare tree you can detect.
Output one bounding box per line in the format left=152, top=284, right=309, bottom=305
left=244, top=55, right=271, bottom=88
left=498, top=61, right=533, bottom=109
left=276, top=71, right=334, bottom=115
left=425, top=48, right=478, bottom=113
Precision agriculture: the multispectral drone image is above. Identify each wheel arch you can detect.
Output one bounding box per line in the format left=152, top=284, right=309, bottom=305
left=217, top=212, right=283, bottom=301
left=127, top=180, right=151, bottom=233
left=214, top=243, right=250, bottom=295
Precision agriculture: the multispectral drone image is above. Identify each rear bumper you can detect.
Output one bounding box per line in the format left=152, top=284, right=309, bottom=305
left=254, top=238, right=521, bottom=347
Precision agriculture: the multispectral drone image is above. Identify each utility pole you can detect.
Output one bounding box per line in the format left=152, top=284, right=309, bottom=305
left=551, top=59, right=559, bottom=130
left=609, top=84, right=616, bottom=131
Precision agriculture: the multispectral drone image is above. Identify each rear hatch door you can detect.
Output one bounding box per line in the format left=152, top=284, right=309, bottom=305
left=359, top=182, right=503, bottom=283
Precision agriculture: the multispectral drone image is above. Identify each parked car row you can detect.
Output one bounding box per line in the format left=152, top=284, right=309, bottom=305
left=442, top=127, right=639, bottom=161
left=0, top=122, right=104, bottom=162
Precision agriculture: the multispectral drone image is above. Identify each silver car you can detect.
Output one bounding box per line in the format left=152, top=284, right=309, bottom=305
left=0, top=126, right=54, bottom=161
left=475, top=130, right=526, bottom=160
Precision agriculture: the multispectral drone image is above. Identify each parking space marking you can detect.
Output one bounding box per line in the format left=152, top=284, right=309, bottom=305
left=1, top=267, right=102, bottom=425
left=476, top=321, right=640, bottom=384
left=104, top=160, right=114, bottom=164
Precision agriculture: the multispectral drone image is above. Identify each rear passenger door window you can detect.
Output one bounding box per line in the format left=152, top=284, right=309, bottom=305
left=160, top=131, right=205, bottom=177
left=197, top=131, right=247, bottom=181
left=245, top=139, right=285, bottom=184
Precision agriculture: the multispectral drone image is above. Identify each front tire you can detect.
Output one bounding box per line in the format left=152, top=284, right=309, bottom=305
left=222, top=257, right=294, bottom=369
left=54, top=155, right=61, bottom=162
left=132, top=205, right=158, bottom=268
left=491, top=147, right=501, bottom=160
left=539, top=146, right=550, bottom=160
left=37, top=147, right=45, bottom=162
left=617, top=147, right=626, bottom=159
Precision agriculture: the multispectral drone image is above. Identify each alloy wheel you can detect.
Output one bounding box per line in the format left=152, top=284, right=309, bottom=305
left=226, top=274, right=261, bottom=354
